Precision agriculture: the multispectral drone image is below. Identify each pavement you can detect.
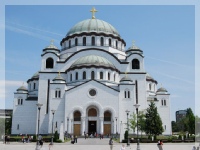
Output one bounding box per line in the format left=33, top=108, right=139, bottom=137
left=0, top=138, right=197, bottom=150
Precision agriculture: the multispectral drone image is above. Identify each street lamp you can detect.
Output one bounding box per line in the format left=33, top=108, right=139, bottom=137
left=50, top=109, right=56, bottom=145
left=35, top=103, right=43, bottom=150
left=125, top=110, right=130, bottom=146
left=115, top=117, right=118, bottom=134
left=134, top=104, right=140, bottom=150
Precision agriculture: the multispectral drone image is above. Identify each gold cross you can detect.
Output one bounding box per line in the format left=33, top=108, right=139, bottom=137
left=90, top=7, right=98, bottom=19
left=50, top=39, right=54, bottom=45
left=132, top=40, right=135, bottom=46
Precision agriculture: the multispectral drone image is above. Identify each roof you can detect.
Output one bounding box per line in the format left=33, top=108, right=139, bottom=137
left=66, top=19, right=120, bottom=37
left=70, top=55, right=116, bottom=69
left=32, top=72, right=39, bottom=79
left=157, top=87, right=168, bottom=93
left=53, top=73, right=66, bottom=82
left=120, top=76, right=133, bottom=82
left=17, top=85, right=28, bottom=91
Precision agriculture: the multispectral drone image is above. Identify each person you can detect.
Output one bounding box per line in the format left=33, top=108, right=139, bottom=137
left=71, top=135, right=74, bottom=144
left=74, top=135, right=77, bottom=143
left=192, top=146, right=197, bottom=150
left=120, top=144, right=126, bottom=150
left=84, top=131, right=86, bottom=139
left=157, top=140, right=163, bottom=150
left=109, top=138, right=113, bottom=150
left=7, top=135, right=10, bottom=144
left=4, top=134, right=7, bottom=144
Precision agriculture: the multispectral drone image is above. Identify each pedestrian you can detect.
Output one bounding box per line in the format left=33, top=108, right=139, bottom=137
left=74, top=135, right=78, bottom=143
left=7, top=135, right=10, bottom=144
left=120, top=144, right=126, bottom=150
left=192, top=146, right=197, bottom=150
left=99, top=133, right=101, bottom=140
left=157, top=140, right=163, bottom=150
left=4, top=134, right=7, bottom=144
left=84, top=131, right=86, bottom=139
left=71, top=135, right=74, bottom=144
left=109, top=137, right=113, bottom=150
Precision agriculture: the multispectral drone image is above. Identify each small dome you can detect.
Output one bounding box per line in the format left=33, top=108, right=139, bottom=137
left=70, top=55, right=116, bottom=70
left=157, top=87, right=168, bottom=93
left=120, top=76, right=133, bottom=82
left=17, top=85, right=28, bottom=91
left=146, top=73, right=154, bottom=80
left=66, top=19, right=120, bottom=37
left=53, top=74, right=65, bottom=82
left=32, top=72, right=39, bottom=79
left=45, top=44, right=58, bottom=49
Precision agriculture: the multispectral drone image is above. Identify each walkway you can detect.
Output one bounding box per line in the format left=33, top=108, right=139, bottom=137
left=0, top=138, right=196, bottom=150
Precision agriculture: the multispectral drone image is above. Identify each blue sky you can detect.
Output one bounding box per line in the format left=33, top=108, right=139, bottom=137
left=2, top=5, right=197, bottom=121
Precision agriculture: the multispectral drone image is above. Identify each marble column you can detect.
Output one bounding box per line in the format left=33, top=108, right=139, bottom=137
left=100, top=117, right=104, bottom=134
left=81, top=117, right=86, bottom=136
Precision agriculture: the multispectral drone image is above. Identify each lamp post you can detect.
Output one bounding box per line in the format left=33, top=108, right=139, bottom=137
left=134, top=104, right=140, bottom=150
left=50, top=110, right=56, bottom=145
left=67, top=117, right=69, bottom=137
left=35, top=103, right=43, bottom=150
left=115, top=117, right=118, bottom=135
left=125, top=110, right=130, bottom=146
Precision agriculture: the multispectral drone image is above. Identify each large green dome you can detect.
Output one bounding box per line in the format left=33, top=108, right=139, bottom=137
left=66, top=19, right=120, bottom=37
left=70, top=55, right=116, bottom=69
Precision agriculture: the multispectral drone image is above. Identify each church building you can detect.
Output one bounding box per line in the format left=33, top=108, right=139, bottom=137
left=11, top=8, right=171, bottom=137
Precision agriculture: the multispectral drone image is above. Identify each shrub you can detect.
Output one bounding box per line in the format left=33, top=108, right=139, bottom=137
left=56, top=139, right=62, bottom=143
left=53, top=131, right=59, bottom=142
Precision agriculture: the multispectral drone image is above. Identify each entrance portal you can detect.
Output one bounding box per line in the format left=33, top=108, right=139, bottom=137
left=88, top=121, right=96, bottom=135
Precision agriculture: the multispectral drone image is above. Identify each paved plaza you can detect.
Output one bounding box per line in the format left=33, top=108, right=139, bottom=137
left=0, top=138, right=197, bottom=150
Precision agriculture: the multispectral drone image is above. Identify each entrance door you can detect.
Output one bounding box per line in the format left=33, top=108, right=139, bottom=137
left=74, top=124, right=81, bottom=136
left=88, top=121, right=96, bottom=135
left=104, top=124, right=111, bottom=135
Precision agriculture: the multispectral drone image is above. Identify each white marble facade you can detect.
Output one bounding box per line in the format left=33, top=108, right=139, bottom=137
left=11, top=10, right=171, bottom=137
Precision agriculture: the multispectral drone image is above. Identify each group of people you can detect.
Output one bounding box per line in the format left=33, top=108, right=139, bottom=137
left=2, top=134, right=10, bottom=144
left=192, top=146, right=200, bottom=150
left=71, top=135, right=78, bottom=144
left=109, top=138, right=126, bottom=150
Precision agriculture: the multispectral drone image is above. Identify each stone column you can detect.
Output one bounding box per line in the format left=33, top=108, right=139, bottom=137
left=81, top=117, right=86, bottom=136
left=100, top=117, right=104, bottom=134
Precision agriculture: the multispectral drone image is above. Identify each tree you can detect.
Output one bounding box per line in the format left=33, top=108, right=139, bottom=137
left=0, top=118, right=5, bottom=136
left=144, top=102, right=164, bottom=139
left=129, top=112, right=137, bottom=134
left=5, top=114, right=12, bottom=134
left=186, top=108, right=195, bottom=134
left=137, top=111, right=146, bottom=137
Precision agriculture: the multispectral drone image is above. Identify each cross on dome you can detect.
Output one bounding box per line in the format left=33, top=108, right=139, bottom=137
left=90, top=7, right=98, bottom=19
left=132, top=40, right=135, bottom=46
left=50, top=39, right=54, bottom=45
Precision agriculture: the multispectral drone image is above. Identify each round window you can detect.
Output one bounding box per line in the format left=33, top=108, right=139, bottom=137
left=89, top=89, right=96, bottom=96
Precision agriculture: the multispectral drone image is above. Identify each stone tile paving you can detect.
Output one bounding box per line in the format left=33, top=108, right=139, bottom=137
left=0, top=138, right=197, bottom=150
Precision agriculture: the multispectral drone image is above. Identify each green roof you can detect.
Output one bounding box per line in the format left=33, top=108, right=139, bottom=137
left=66, top=19, right=120, bottom=37
left=70, top=55, right=116, bottom=69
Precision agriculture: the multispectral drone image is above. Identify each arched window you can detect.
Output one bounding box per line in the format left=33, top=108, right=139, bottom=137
left=164, top=100, right=166, bottom=106
left=74, top=111, right=81, bottom=121
left=17, top=124, right=19, bottom=130
left=128, top=91, right=130, bottom=98
left=76, top=72, right=78, bottom=80
left=124, top=91, right=127, bottom=98
left=132, top=59, right=140, bottom=69
left=100, top=37, right=104, bottom=46
left=91, top=71, right=95, bottom=79
left=83, top=37, right=86, bottom=46
left=116, top=41, right=118, bottom=49
left=108, top=73, right=110, bottom=80
left=149, top=84, right=151, bottom=90
left=104, top=111, right=111, bottom=121
left=109, top=39, right=112, bottom=46
left=83, top=71, right=86, bottom=79
left=100, top=72, right=103, bottom=79
left=55, top=89, right=61, bottom=98
left=70, top=74, right=72, bottom=81
left=75, top=38, right=78, bottom=46
left=33, top=83, right=36, bottom=89
left=17, top=98, right=23, bottom=105
left=92, top=37, right=95, bottom=46
left=161, top=100, right=163, bottom=106
left=46, top=58, right=54, bottom=69
left=114, top=74, right=115, bottom=81
left=69, top=40, right=71, bottom=48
